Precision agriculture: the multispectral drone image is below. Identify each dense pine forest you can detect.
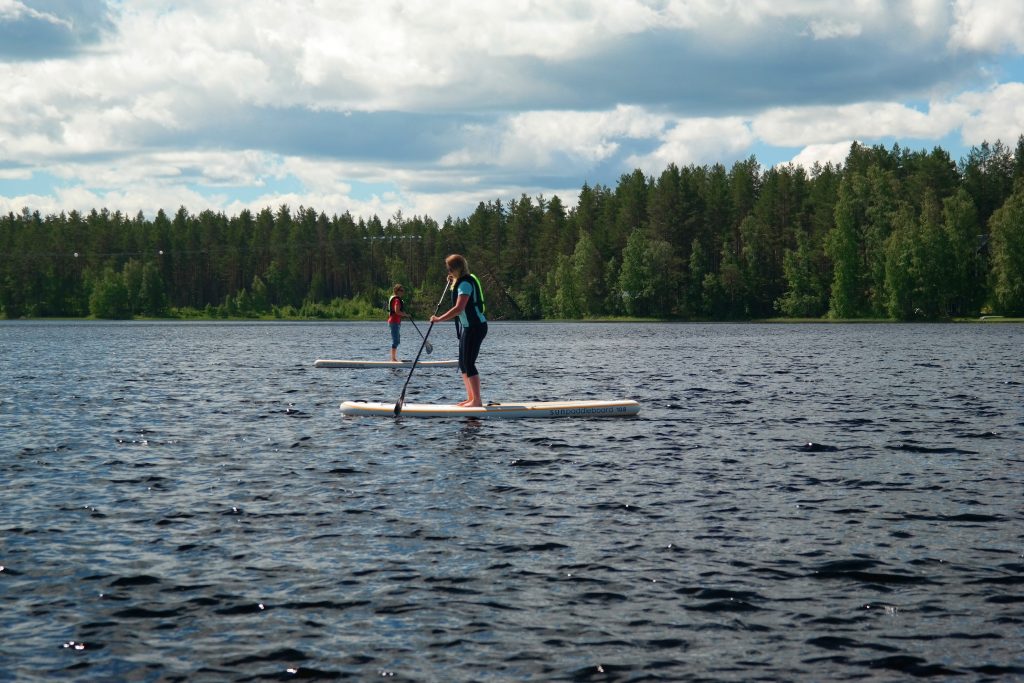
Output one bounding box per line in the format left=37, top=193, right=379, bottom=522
left=2, top=139, right=1024, bottom=321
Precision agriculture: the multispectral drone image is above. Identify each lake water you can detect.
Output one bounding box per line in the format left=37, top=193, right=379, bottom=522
left=1, top=320, right=1022, bottom=681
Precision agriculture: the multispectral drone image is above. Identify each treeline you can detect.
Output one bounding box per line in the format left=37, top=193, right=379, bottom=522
left=2, top=138, right=1024, bottom=320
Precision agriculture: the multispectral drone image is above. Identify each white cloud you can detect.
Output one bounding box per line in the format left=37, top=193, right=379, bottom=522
left=442, top=105, right=667, bottom=170
left=628, top=117, right=756, bottom=172
left=686, top=0, right=950, bottom=42
left=955, top=82, right=1024, bottom=144
left=807, top=19, right=862, bottom=40
left=43, top=150, right=282, bottom=189
left=0, top=0, right=975, bottom=129
left=2, top=0, right=1023, bottom=222
left=0, top=0, right=1002, bottom=163
left=907, top=0, right=950, bottom=35
left=0, top=184, right=210, bottom=220
left=0, top=167, right=31, bottom=180
left=757, top=84, right=1024, bottom=156
left=950, top=0, right=1024, bottom=52
left=99, top=1, right=673, bottom=112
left=0, top=0, right=72, bottom=28
left=753, top=102, right=954, bottom=147
left=0, top=144, right=575, bottom=224
left=786, top=141, right=854, bottom=169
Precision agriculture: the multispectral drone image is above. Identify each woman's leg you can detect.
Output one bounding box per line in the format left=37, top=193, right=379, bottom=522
left=460, top=324, right=486, bottom=407
left=457, top=373, right=473, bottom=406
left=467, top=374, right=482, bottom=406
left=390, top=323, right=400, bottom=361
left=456, top=333, right=471, bottom=404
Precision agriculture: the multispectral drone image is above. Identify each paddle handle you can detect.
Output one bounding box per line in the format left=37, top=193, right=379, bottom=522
left=395, top=280, right=451, bottom=415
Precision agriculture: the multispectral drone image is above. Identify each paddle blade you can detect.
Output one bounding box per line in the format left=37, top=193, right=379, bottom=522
left=393, top=398, right=403, bottom=416
left=425, top=340, right=433, bottom=354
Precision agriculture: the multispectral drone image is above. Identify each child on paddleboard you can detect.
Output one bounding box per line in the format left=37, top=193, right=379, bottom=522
left=387, top=283, right=410, bottom=362
left=430, top=254, right=488, bottom=407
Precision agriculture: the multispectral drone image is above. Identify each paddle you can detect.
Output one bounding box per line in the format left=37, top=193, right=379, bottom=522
left=395, top=281, right=451, bottom=416
left=408, top=318, right=433, bottom=354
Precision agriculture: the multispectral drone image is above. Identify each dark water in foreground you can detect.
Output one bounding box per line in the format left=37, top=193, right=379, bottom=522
left=1, top=321, right=1022, bottom=682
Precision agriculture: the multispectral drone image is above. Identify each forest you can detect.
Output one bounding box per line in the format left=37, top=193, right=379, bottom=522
left=2, top=138, right=1024, bottom=321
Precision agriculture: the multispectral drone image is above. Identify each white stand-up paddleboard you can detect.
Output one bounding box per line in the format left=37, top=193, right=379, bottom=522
left=341, top=399, right=640, bottom=418
left=315, top=359, right=458, bottom=368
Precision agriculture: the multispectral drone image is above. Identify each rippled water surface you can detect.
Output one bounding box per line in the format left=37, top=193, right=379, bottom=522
left=2, top=320, right=1023, bottom=681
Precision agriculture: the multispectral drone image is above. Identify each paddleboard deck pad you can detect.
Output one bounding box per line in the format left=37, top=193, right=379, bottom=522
left=341, top=399, right=640, bottom=418
left=315, top=359, right=458, bottom=368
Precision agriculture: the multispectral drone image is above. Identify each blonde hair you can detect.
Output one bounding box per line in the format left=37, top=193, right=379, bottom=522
left=392, top=283, right=404, bottom=295
left=445, top=254, right=468, bottom=279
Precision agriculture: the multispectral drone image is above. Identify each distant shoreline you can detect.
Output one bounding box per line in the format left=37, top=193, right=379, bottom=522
left=4, top=316, right=1022, bottom=324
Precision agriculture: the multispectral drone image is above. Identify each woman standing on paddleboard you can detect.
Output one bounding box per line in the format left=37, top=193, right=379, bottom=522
left=387, top=283, right=410, bottom=362
left=431, top=254, right=488, bottom=407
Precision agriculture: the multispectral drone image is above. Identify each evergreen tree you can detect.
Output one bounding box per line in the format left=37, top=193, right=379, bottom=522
left=571, top=232, right=604, bottom=316
left=122, top=258, right=145, bottom=316
left=776, top=229, right=828, bottom=318
left=988, top=182, right=1024, bottom=315
left=941, top=189, right=982, bottom=315
left=603, top=256, right=622, bottom=315
left=728, top=156, right=761, bottom=249
left=648, top=164, right=684, bottom=245
left=863, top=166, right=902, bottom=316
left=2, top=135, right=1022, bottom=322
left=1014, top=135, right=1024, bottom=186
left=702, top=163, right=731, bottom=273
left=686, top=237, right=708, bottom=317
left=825, top=176, right=866, bottom=318
left=883, top=207, right=917, bottom=320
left=911, top=191, right=950, bottom=319
left=715, top=237, right=744, bottom=318
left=740, top=214, right=775, bottom=317
left=139, top=262, right=168, bottom=317
left=961, top=140, right=1016, bottom=228
left=612, top=170, right=648, bottom=258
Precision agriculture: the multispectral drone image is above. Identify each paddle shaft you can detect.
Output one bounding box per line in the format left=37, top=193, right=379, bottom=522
left=395, top=281, right=451, bottom=416
left=408, top=318, right=433, bottom=354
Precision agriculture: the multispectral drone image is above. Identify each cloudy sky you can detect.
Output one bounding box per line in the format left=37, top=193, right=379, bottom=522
left=2, top=0, right=1023, bottom=221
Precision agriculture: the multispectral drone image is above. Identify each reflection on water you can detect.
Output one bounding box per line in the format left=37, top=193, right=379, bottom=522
left=1, top=320, right=1022, bottom=681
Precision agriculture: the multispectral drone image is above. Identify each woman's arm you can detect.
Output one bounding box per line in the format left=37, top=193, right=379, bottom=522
left=431, top=294, right=468, bottom=323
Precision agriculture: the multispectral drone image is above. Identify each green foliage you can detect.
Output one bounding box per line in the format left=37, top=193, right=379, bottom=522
left=911, top=192, right=951, bottom=319
left=88, top=266, right=131, bottom=319
left=543, top=254, right=581, bottom=319
left=617, top=229, right=674, bottom=317
left=825, top=177, right=865, bottom=318
left=511, top=273, right=543, bottom=319
left=2, top=137, right=1023, bottom=321
left=883, top=208, right=918, bottom=319
left=776, top=230, right=828, bottom=318
left=989, top=183, right=1024, bottom=315
left=572, top=232, right=604, bottom=316
left=685, top=238, right=708, bottom=317
left=941, top=189, right=983, bottom=315
left=740, top=214, right=774, bottom=317
left=138, top=261, right=168, bottom=316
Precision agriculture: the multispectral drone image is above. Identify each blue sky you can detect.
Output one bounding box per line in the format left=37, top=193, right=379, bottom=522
left=2, top=0, right=1024, bottom=221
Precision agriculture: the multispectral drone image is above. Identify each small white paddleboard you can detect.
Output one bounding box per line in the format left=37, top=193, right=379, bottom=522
left=315, top=359, right=458, bottom=368
left=341, top=399, right=640, bottom=418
